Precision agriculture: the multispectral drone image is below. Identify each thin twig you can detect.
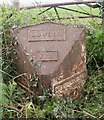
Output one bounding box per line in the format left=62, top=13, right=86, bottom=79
left=83, top=110, right=97, bottom=118
left=0, top=69, right=13, bottom=78
left=0, top=104, right=20, bottom=112
left=99, top=113, right=104, bottom=119
left=17, top=81, right=33, bottom=94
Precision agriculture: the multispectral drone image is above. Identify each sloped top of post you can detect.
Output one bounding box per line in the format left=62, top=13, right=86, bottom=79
left=12, top=22, right=85, bottom=75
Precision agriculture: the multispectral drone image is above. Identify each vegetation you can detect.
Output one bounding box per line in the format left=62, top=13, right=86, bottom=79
left=0, top=4, right=103, bottom=119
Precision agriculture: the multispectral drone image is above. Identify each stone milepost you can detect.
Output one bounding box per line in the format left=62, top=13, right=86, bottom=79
left=12, top=22, right=86, bottom=98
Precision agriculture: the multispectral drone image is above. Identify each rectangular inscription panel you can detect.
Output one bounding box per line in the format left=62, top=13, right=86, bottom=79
left=33, top=51, right=58, bottom=62
left=28, top=29, right=66, bottom=42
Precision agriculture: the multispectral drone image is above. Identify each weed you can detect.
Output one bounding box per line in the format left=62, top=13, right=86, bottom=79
left=0, top=4, right=103, bottom=119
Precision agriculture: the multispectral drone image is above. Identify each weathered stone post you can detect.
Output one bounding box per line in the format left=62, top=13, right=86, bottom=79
left=11, top=22, right=87, bottom=98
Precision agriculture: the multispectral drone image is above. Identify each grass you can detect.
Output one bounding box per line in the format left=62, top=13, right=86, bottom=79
left=0, top=4, right=104, bottom=119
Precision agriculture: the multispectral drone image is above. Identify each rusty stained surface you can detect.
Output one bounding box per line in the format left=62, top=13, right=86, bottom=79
left=12, top=22, right=86, bottom=98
